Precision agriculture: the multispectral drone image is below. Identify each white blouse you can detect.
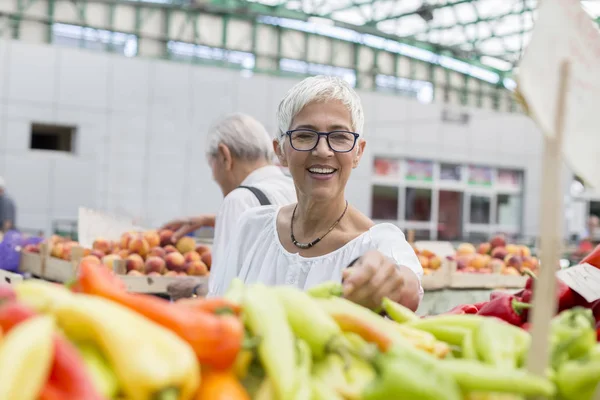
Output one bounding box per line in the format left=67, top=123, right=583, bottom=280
left=208, top=206, right=424, bottom=299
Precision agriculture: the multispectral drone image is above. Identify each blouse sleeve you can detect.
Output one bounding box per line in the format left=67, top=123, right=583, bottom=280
left=370, top=224, right=424, bottom=300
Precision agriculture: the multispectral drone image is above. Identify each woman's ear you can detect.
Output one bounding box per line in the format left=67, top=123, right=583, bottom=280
left=353, top=139, right=366, bottom=169
left=273, top=139, right=288, bottom=167
left=217, top=143, right=233, bottom=171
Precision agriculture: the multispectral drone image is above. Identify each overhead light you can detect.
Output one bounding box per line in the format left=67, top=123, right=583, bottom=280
left=480, top=56, right=513, bottom=71
left=416, top=4, right=434, bottom=22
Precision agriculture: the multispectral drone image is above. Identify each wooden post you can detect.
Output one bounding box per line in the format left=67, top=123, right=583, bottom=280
left=526, top=61, right=570, bottom=377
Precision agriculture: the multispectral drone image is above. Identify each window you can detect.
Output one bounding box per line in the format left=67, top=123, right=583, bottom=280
left=440, top=163, right=462, bottom=182
left=375, top=74, right=434, bottom=103
left=30, top=124, right=76, bottom=153
left=468, top=165, right=493, bottom=187
left=496, top=194, right=522, bottom=228
left=371, top=185, right=399, bottom=220
left=405, top=159, right=433, bottom=182
left=497, top=169, right=522, bottom=189
left=52, top=23, right=137, bottom=57
left=469, top=195, right=491, bottom=224
left=405, top=188, right=432, bottom=221
left=438, top=190, right=463, bottom=240
left=373, top=157, right=400, bottom=179
left=167, top=41, right=255, bottom=70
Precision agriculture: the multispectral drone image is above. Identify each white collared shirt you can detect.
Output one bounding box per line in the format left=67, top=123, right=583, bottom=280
left=211, top=165, right=296, bottom=273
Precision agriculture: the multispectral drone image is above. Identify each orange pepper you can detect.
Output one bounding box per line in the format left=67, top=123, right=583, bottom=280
left=195, top=369, right=250, bottom=400
left=75, top=259, right=244, bottom=370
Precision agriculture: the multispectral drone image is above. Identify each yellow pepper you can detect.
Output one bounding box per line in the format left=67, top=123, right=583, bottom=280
left=0, top=315, right=55, bottom=400
left=52, top=293, right=200, bottom=400
left=14, top=280, right=73, bottom=313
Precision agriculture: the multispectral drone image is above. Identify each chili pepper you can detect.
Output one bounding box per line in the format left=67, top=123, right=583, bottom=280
left=75, top=259, right=244, bottom=370
left=273, top=286, right=346, bottom=359
left=175, top=297, right=242, bottom=316
left=195, top=368, right=250, bottom=400
left=316, top=297, right=449, bottom=357
left=0, top=302, right=104, bottom=400
left=445, top=304, right=479, bottom=315
left=555, top=358, right=600, bottom=400
left=362, top=344, right=462, bottom=400
left=242, top=284, right=298, bottom=400
left=477, top=296, right=531, bottom=326
left=439, top=359, right=555, bottom=397
left=0, top=316, right=55, bottom=400
left=52, top=293, right=200, bottom=400
left=381, top=297, right=419, bottom=323
left=307, top=281, right=344, bottom=298
left=472, top=318, right=531, bottom=369
left=520, top=269, right=577, bottom=312
left=550, top=307, right=597, bottom=368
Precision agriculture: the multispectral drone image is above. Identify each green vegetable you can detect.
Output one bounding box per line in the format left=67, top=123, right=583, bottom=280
left=296, top=340, right=313, bottom=400
left=224, top=278, right=245, bottom=305
left=439, top=360, right=555, bottom=397
left=381, top=297, right=419, bottom=323
left=407, top=314, right=487, bottom=332
left=243, top=285, right=298, bottom=399
left=555, top=358, right=600, bottom=400
left=550, top=307, right=597, bottom=369
left=306, top=282, right=343, bottom=298
left=473, top=318, right=530, bottom=369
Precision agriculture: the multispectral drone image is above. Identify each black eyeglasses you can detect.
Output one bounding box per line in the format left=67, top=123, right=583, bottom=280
left=285, top=129, right=360, bottom=153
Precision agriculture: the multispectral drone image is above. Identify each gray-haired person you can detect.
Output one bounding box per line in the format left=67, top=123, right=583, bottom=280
left=0, top=177, right=16, bottom=232
left=163, top=113, right=296, bottom=299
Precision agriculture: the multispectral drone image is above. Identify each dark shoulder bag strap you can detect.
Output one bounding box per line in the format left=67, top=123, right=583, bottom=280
left=237, top=185, right=271, bottom=206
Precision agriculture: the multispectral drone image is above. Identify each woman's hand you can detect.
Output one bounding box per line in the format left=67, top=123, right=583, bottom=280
left=161, top=214, right=216, bottom=243
left=342, top=250, right=420, bottom=311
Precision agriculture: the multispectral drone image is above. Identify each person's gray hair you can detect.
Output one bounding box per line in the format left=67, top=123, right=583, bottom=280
left=206, top=113, right=274, bottom=161
left=276, top=75, right=365, bottom=148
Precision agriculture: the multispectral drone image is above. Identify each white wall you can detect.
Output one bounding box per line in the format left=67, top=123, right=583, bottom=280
left=0, top=39, right=548, bottom=237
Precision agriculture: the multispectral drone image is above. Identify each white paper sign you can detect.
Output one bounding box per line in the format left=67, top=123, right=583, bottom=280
left=78, top=208, right=147, bottom=249
left=518, top=0, right=600, bottom=189
left=556, top=263, right=600, bottom=303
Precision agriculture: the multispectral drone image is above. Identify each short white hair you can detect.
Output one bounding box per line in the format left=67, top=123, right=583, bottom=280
left=276, top=75, right=364, bottom=147
left=206, top=113, right=274, bottom=161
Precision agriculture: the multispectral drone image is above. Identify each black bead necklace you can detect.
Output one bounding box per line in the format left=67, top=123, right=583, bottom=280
left=290, top=201, right=349, bottom=249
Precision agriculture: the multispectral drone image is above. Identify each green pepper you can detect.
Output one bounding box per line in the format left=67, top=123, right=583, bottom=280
left=381, top=297, right=419, bottom=323
left=312, top=354, right=347, bottom=395
left=296, top=340, right=313, bottom=400
left=473, top=318, right=531, bottom=369
left=461, top=330, right=478, bottom=360
left=224, top=278, right=245, bottom=305
left=555, top=358, right=600, bottom=400
left=243, top=285, right=298, bottom=399
left=550, top=307, right=597, bottom=369
left=362, top=344, right=462, bottom=400
left=343, top=354, right=376, bottom=398
left=407, top=314, right=487, bottom=332
left=439, top=360, right=555, bottom=397
left=310, top=379, right=343, bottom=400
left=306, top=282, right=343, bottom=298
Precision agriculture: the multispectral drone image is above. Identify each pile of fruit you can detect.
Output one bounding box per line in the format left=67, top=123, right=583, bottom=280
left=22, top=230, right=211, bottom=277
left=454, top=235, right=538, bottom=276
left=1, top=257, right=598, bottom=400
left=411, top=247, right=443, bottom=276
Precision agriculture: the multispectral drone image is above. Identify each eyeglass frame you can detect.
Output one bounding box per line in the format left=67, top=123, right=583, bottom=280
left=284, top=129, right=360, bottom=153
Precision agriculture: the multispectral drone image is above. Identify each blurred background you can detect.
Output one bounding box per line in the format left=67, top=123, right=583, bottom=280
left=0, top=0, right=598, bottom=254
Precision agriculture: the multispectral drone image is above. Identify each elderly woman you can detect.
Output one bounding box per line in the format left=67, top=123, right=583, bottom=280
left=208, top=75, right=423, bottom=311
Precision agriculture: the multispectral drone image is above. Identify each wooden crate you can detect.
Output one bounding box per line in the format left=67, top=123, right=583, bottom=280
left=449, top=261, right=528, bottom=289
left=421, top=259, right=452, bottom=291
left=0, top=269, right=24, bottom=285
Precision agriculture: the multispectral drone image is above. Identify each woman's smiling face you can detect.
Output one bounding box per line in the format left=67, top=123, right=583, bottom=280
left=276, top=100, right=365, bottom=202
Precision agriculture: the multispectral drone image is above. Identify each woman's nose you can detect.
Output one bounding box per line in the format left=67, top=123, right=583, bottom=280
left=312, top=135, right=334, bottom=157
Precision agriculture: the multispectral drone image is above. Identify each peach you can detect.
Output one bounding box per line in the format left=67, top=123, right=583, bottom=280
left=504, top=254, right=523, bottom=271
left=456, top=254, right=475, bottom=270
left=125, top=254, right=145, bottom=273
left=477, top=242, right=491, bottom=255
left=127, top=270, right=144, bottom=276
left=490, top=235, right=506, bottom=249
left=519, top=245, right=531, bottom=258
left=128, top=237, right=150, bottom=258
left=51, top=243, right=64, bottom=259
left=102, top=254, right=122, bottom=270
left=177, top=272, right=187, bottom=276
left=184, top=251, right=201, bottom=263
left=120, top=232, right=136, bottom=250
left=176, top=237, right=196, bottom=254
left=201, top=252, right=212, bottom=269
left=148, top=246, right=167, bottom=258
left=148, top=272, right=161, bottom=277
left=165, top=252, right=186, bottom=272
left=164, top=245, right=178, bottom=254
left=195, top=245, right=211, bottom=255
left=420, top=249, right=435, bottom=259
left=145, top=256, right=166, bottom=274
left=81, top=255, right=101, bottom=264
left=504, top=266, right=520, bottom=276
left=143, top=230, right=161, bottom=248
left=93, top=238, right=112, bottom=254
left=428, top=256, right=441, bottom=270
left=23, top=244, right=40, bottom=253
left=469, top=254, right=489, bottom=270
left=164, top=270, right=178, bottom=277
left=117, top=249, right=130, bottom=259
left=423, top=268, right=433, bottom=276
left=186, top=260, right=209, bottom=276
left=91, top=249, right=106, bottom=260
left=456, top=243, right=476, bottom=255
left=159, top=229, right=174, bottom=247
left=417, top=255, right=430, bottom=269
left=522, top=256, right=538, bottom=270
left=491, top=246, right=508, bottom=260
left=505, top=244, right=520, bottom=255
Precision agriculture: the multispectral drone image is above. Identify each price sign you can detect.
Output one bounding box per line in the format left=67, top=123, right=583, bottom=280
left=556, top=263, right=600, bottom=303
left=78, top=208, right=147, bottom=249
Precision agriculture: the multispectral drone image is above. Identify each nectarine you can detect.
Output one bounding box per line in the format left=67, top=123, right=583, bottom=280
left=159, top=229, right=174, bottom=247
left=51, top=243, right=64, bottom=259
left=165, top=252, right=186, bottom=273
left=163, top=245, right=178, bottom=254
left=125, top=254, right=145, bottom=273
left=184, top=251, right=201, bottom=263
left=145, top=256, right=166, bottom=274
left=102, top=254, right=122, bottom=270
left=128, top=237, right=150, bottom=258
left=504, top=254, right=523, bottom=271
left=201, top=252, right=212, bottom=269
left=519, top=245, right=531, bottom=258
left=176, top=237, right=196, bottom=254
left=491, top=246, right=508, bottom=260
left=477, top=242, right=491, bottom=255
left=186, top=260, right=208, bottom=276
left=195, top=245, right=211, bottom=255
left=456, top=243, right=476, bottom=255
left=417, top=255, right=430, bottom=269
left=489, top=235, right=506, bottom=249
left=148, top=246, right=167, bottom=258
left=505, top=244, right=520, bottom=255
left=164, top=270, right=178, bottom=277
left=429, top=256, right=441, bottom=270
left=143, top=230, right=161, bottom=248
left=93, top=238, right=112, bottom=254
left=120, top=232, right=136, bottom=250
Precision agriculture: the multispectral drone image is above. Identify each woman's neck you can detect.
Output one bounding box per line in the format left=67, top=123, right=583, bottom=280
left=294, top=195, right=348, bottom=238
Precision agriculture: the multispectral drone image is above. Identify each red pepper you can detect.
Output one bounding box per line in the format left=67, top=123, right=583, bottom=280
left=521, top=322, right=532, bottom=331
left=581, top=243, right=600, bottom=268
left=596, top=320, right=600, bottom=342
left=472, top=301, right=488, bottom=311
left=444, top=304, right=478, bottom=315
left=0, top=302, right=103, bottom=400
left=520, top=269, right=576, bottom=312
left=476, top=296, right=531, bottom=326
